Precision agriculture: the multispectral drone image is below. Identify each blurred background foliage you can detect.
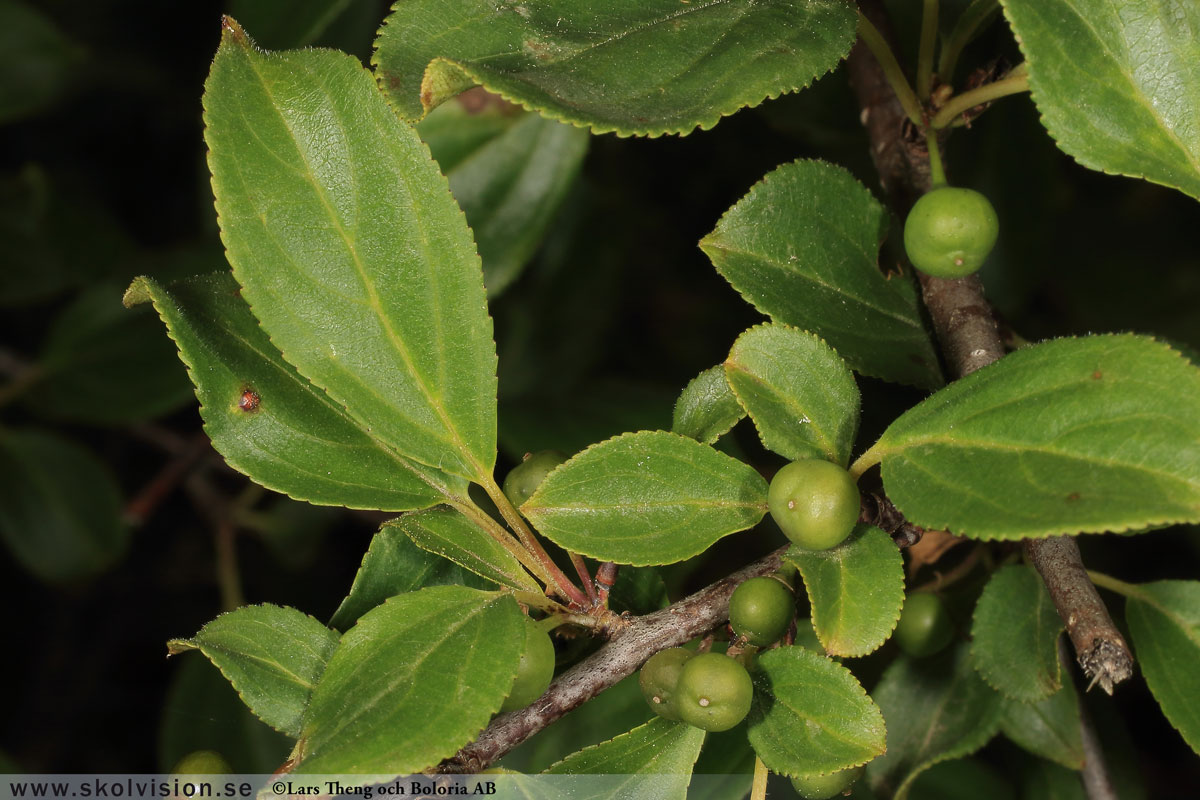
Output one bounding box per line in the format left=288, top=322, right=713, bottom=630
left=0, top=0, right=1197, bottom=794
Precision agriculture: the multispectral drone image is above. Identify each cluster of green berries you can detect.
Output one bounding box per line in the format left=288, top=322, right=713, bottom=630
left=639, top=648, right=752, bottom=732
left=638, top=576, right=795, bottom=732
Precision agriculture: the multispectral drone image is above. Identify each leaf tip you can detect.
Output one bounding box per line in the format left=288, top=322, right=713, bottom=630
left=166, top=638, right=197, bottom=657
left=122, top=277, right=154, bottom=309
left=219, top=15, right=247, bottom=44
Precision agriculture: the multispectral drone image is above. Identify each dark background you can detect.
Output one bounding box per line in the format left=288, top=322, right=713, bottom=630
left=1, top=0, right=1198, bottom=795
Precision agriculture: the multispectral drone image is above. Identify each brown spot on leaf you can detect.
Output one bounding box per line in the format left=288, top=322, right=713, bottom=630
left=1092, top=370, right=1103, bottom=380
left=238, top=387, right=260, bottom=412
left=1067, top=492, right=1081, bottom=502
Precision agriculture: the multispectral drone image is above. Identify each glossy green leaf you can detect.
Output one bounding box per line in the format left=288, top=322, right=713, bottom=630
left=701, top=159, right=941, bottom=389
left=1001, top=0, right=1200, bottom=201
left=1000, top=686, right=1085, bottom=770
left=863, top=335, right=1200, bottom=539
left=32, top=284, right=191, bottom=424
left=158, top=655, right=292, bottom=774
left=672, top=365, right=745, bottom=445
left=296, top=586, right=524, bottom=774
left=521, top=430, right=768, bottom=566
left=167, top=604, right=339, bottom=738
left=543, top=718, right=705, bottom=793
left=420, top=95, right=588, bottom=296
left=373, top=0, right=857, bottom=137
left=386, top=506, right=541, bottom=592
left=1125, top=580, right=1200, bottom=754
left=725, top=324, right=859, bottom=466
left=0, top=0, right=80, bottom=124
left=971, top=565, right=1064, bottom=702
left=204, top=20, right=497, bottom=481
left=866, top=643, right=1004, bottom=799
left=747, top=646, right=886, bottom=778
left=785, top=525, right=904, bottom=657
left=329, top=523, right=489, bottom=631
left=125, top=273, right=463, bottom=511
left=0, top=429, right=128, bottom=583
left=226, top=0, right=353, bottom=49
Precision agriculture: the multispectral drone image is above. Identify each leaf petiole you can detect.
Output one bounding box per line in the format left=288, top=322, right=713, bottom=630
left=937, top=0, right=1002, bottom=84
left=931, top=71, right=1030, bottom=129
left=856, top=13, right=924, bottom=126
left=917, top=0, right=940, bottom=100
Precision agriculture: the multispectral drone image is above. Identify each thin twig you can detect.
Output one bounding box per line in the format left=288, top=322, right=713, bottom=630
left=1059, top=638, right=1119, bottom=800
left=124, top=433, right=212, bottom=526
left=439, top=548, right=787, bottom=772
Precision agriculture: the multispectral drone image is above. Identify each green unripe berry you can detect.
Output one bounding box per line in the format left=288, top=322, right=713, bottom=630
left=171, top=750, right=232, bottom=775
left=903, top=186, right=999, bottom=278
left=503, top=450, right=568, bottom=507
left=674, top=652, right=754, bottom=732
left=501, top=616, right=556, bottom=711
left=790, top=766, right=864, bottom=799
left=729, top=576, right=795, bottom=646
left=894, top=592, right=954, bottom=658
left=639, top=646, right=694, bottom=720
left=768, top=460, right=860, bottom=550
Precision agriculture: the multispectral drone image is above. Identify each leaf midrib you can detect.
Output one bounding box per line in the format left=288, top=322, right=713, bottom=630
left=234, top=45, right=487, bottom=482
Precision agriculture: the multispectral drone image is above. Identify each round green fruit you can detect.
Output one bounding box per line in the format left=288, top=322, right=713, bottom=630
left=790, top=766, right=864, bottom=799
left=674, top=652, right=754, bottom=732
left=903, top=186, right=999, bottom=278
left=729, top=576, right=795, bottom=646
left=503, top=450, right=568, bottom=507
left=767, top=460, right=860, bottom=550
left=894, top=592, right=954, bottom=658
left=639, top=646, right=694, bottom=720
left=171, top=750, right=232, bottom=775
left=501, top=616, right=556, bottom=711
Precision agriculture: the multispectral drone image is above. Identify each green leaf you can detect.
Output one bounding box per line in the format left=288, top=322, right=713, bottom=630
left=329, top=523, right=489, bottom=631
left=296, top=586, right=524, bottom=774
left=1001, top=0, right=1200, bottom=201
left=226, top=0, right=353, bottom=49
left=1000, top=686, right=1085, bottom=770
left=521, top=430, right=768, bottom=566
left=204, top=20, right=497, bottom=481
left=672, top=365, right=746, bottom=445
left=785, top=525, right=904, bottom=657
left=158, top=655, right=292, bottom=774
left=864, top=335, right=1200, bottom=539
left=747, top=646, right=886, bottom=778
left=701, top=159, right=941, bottom=389
left=1125, top=580, right=1200, bottom=754
left=125, top=273, right=463, bottom=511
left=543, top=718, right=705, bottom=784
left=0, top=0, right=81, bottom=124
left=386, top=507, right=541, bottom=593
left=167, top=604, right=339, bottom=738
left=726, top=323, right=860, bottom=465
left=419, top=96, right=588, bottom=297
left=31, top=284, right=191, bottom=424
left=866, top=643, right=1004, bottom=799
left=0, top=429, right=128, bottom=583
left=373, top=0, right=857, bottom=137
left=971, top=565, right=1064, bottom=702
